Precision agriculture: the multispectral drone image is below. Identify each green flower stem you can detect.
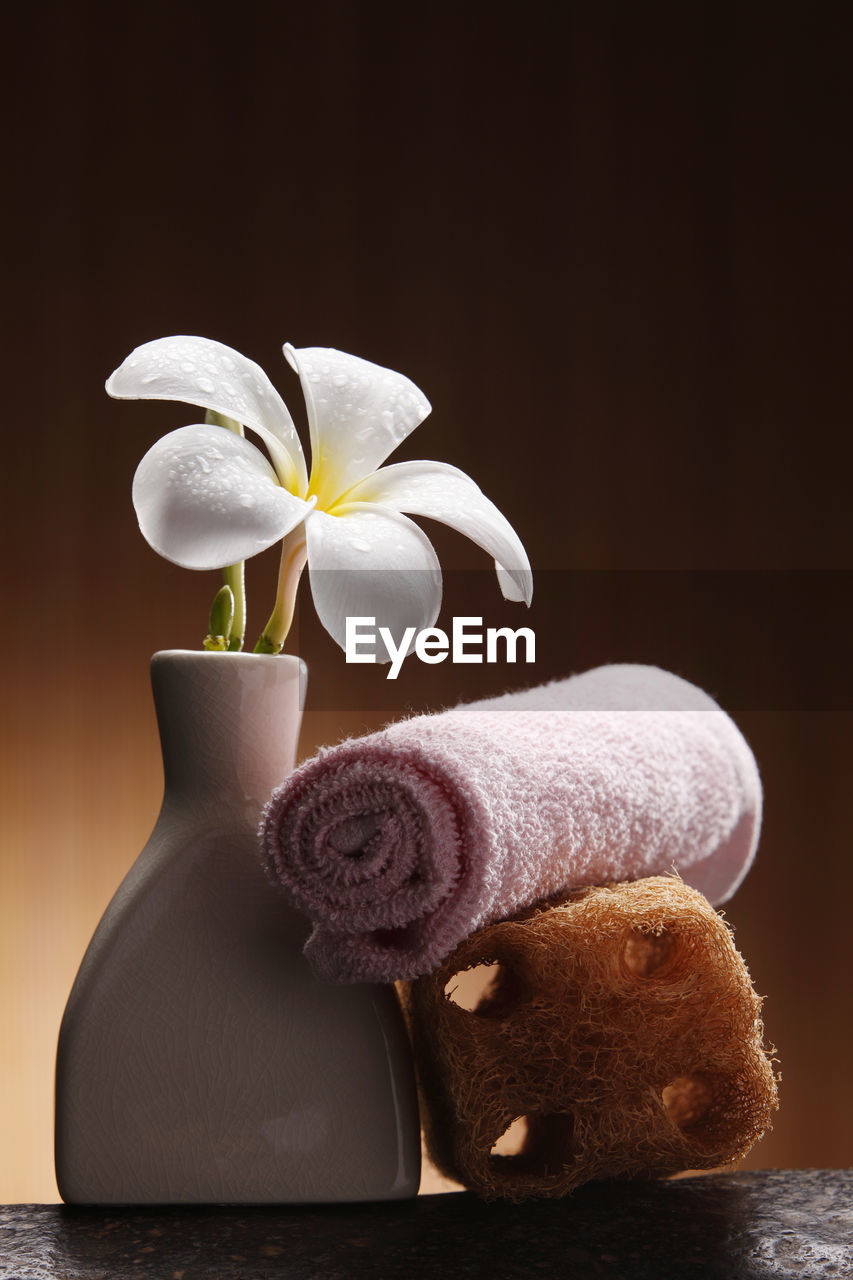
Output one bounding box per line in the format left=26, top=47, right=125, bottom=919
left=205, top=408, right=247, bottom=651
left=203, top=584, right=235, bottom=651
left=254, top=525, right=308, bottom=654
left=222, top=561, right=246, bottom=651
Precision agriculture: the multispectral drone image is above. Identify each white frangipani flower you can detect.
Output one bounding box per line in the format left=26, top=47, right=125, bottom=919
left=107, top=336, right=533, bottom=655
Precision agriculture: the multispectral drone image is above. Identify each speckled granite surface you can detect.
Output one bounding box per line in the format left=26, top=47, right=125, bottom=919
left=1, top=1170, right=850, bottom=1279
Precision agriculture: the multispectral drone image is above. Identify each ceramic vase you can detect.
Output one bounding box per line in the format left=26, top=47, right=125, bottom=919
left=55, top=650, right=420, bottom=1203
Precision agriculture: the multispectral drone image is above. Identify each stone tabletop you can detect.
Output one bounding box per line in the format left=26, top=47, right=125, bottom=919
left=1, top=1170, right=850, bottom=1280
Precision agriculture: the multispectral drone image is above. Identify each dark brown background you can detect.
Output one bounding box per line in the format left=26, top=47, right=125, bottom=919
left=1, top=2, right=851, bottom=1198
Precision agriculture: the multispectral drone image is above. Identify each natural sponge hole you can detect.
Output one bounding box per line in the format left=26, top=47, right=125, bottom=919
left=489, top=1112, right=575, bottom=1178
left=663, top=1073, right=713, bottom=1130
left=444, top=961, right=527, bottom=1018
left=662, top=1071, right=743, bottom=1154
left=490, top=1114, right=529, bottom=1158
left=623, top=927, right=676, bottom=977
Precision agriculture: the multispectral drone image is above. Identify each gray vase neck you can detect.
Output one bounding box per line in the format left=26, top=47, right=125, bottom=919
left=151, top=650, right=306, bottom=816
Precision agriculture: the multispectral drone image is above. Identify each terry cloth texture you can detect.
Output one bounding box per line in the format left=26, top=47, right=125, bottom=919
left=259, top=664, right=762, bottom=984
left=401, top=877, right=779, bottom=1201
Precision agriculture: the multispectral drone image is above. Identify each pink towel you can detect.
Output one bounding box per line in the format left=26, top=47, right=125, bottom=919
left=260, top=665, right=762, bottom=983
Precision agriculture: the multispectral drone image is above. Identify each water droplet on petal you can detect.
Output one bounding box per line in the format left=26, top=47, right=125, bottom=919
left=181, top=361, right=196, bottom=374
left=141, top=371, right=160, bottom=384
left=351, top=540, right=371, bottom=553
left=196, top=376, right=216, bottom=395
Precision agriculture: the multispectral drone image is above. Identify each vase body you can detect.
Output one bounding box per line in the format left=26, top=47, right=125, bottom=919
left=55, top=651, right=420, bottom=1203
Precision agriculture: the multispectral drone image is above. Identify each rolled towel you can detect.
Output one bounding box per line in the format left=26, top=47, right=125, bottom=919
left=260, top=664, right=762, bottom=983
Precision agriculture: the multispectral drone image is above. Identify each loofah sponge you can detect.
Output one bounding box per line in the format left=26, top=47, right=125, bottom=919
left=402, top=876, right=778, bottom=1202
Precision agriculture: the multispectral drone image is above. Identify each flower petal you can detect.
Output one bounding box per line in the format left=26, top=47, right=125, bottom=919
left=107, top=336, right=308, bottom=495
left=495, top=562, right=527, bottom=602
left=342, top=460, right=533, bottom=605
left=284, top=345, right=431, bottom=506
left=305, top=503, right=442, bottom=658
left=132, top=423, right=314, bottom=569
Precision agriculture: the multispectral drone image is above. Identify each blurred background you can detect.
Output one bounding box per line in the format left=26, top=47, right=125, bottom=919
left=1, top=3, right=851, bottom=1200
